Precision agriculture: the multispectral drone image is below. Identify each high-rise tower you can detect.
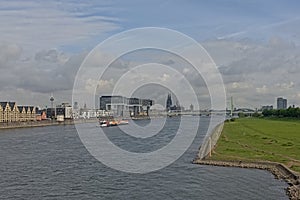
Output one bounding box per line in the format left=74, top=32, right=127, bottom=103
left=277, top=97, right=287, bottom=109
left=50, top=94, right=54, bottom=109
left=49, top=94, right=55, bottom=119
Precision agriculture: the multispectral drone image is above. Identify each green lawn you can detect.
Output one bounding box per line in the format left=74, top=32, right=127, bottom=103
left=209, top=117, right=300, bottom=173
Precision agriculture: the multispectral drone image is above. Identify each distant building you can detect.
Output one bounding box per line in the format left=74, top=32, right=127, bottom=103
left=80, top=109, right=98, bottom=119
left=140, top=99, right=153, bottom=116
left=99, top=95, right=154, bottom=117
left=97, top=109, right=114, bottom=117
left=100, top=95, right=129, bottom=117
left=46, top=102, right=73, bottom=120
left=261, top=105, right=273, bottom=111
left=73, top=102, right=79, bottom=110
left=165, top=94, right=183, bottom=112
left=277, top=97, right=287, bottom=109
left=0, top=102, right=36, bottom=123
left=18, top=106, right=36, bottom=121
left=35, top=108, right=47, bottom=121
left=56, top=103, right=73, bottom=119
left=46, top=108, right=55, bottom=119
left=190, top=104, right=194, bottom=111
left=128, top=97, right=141, bottom=117
left=166, top=93, right=172, bottom=111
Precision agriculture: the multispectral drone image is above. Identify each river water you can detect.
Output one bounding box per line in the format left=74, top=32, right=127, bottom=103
left=0, top=117, right=288, bottom=199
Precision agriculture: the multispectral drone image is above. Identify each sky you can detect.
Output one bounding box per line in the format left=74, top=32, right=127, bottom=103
left=0, top=0, right=300, bottom=109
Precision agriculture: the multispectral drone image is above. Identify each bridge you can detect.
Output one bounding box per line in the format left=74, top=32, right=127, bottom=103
left=150, top=109, right=257, bottom=117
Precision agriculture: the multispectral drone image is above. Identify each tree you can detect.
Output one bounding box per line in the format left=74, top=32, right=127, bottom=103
left=262, top=107, right=300, bottom=118
left=238, top=112, right=245, bottom=118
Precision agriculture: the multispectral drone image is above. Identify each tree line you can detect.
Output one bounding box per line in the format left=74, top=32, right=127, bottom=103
left=262, top=107, right=300, bottom=118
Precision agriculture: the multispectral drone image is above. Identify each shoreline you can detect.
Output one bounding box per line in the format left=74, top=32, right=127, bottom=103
left=0, top=116, right=157, bottom=130
left=194, top=118, right=300, bottom=199
left=193, top=159, right=300, bottom=199
left=0, top=119, right=99, bottom=130
left=0, top=115, right=161, bottom=130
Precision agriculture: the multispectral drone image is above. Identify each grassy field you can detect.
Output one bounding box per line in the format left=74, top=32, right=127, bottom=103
left=209, top=117, right=300, bottom=173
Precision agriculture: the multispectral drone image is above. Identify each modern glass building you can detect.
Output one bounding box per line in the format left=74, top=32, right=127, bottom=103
left=277, top=97, right=287, bottom=109
left=99, top=96, right=153, bottom=117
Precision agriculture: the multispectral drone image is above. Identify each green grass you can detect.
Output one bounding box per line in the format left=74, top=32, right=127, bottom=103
left=209, top=117, right=300, bottom=173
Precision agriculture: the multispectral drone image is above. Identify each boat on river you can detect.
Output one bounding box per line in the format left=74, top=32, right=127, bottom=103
left=99, top=119, right=129, bottom=127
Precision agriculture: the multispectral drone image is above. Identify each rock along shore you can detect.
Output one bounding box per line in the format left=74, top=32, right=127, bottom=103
left=193, top=159, right=300, bottom=200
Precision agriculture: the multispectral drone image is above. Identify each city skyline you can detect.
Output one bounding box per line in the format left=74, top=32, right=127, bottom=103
left=0, top=1, right=299, bottom=108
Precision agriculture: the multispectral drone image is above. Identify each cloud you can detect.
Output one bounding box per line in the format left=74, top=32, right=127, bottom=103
left=231, top=82, right=252, bottom=89
left=204, top=38, right=300, bottom=108
left=256, top=85, right=268, bottom=94
left=0, top=43, right=22, bottom=66
left=35, top=49, right=68, bottom=64
left=86, top=79, right=114, bottom=94
left=0, top=0, right=299, bottom=109
left=276, top=82, right=294, bottom=90
left=159, top=73, right=170, bottom=82
left=1, top=36, right=299, bottom=109
left=0, top=46, right=86, bottom=95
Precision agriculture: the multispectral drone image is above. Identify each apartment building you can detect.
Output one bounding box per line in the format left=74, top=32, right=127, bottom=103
left=0, top=102, right=36, bottom=122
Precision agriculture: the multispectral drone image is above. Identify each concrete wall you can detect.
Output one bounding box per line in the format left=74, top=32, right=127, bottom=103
left=197, top=122, right=224, bottom=160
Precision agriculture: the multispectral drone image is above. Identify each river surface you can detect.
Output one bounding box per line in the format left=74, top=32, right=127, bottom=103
left=0, top=117, right=288, bottom=199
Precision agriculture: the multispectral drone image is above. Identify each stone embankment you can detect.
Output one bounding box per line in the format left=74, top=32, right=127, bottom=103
left=0, top=119, right=98, bottom=130
left=195, top=119, right=300, bottom=199
left=193, top=159, right=300, bottom=200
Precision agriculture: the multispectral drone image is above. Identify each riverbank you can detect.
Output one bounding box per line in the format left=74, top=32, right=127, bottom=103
left=194, top=118, right=300, bottom=199
left=0, top=116, right=155, bottom=130
left=0, top=119, right=98, bottom=130
left=193, top=159, right=300, bottom=199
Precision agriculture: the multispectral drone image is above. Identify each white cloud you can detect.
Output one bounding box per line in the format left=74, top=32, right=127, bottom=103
left=276, top=82, right=294, bottom=90
left=182, top=68, right=190, bottom=74
left=86, top=79, right=114, bottom=94
left=256, top=85, right=268, bottom=94
left=231, top=82, right=252, bottom=89
left=0, top=43, right=22, bottom=65
left=159, top=73, right=170, bottom=82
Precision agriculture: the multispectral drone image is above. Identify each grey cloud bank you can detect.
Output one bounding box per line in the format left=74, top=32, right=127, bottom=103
left=203, top=38, right=300, bottom=107
left=1, top=36, right=299, bottom=109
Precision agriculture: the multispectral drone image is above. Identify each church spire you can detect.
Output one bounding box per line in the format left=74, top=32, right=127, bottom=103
left=166, top=93, right=172, bottom=111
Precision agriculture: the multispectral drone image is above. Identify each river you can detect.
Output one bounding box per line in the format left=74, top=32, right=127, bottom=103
left=0, top=117, right=288, bottom=199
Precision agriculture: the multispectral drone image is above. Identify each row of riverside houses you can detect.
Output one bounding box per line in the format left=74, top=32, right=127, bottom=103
left=0, top=102, right=36, bottom=123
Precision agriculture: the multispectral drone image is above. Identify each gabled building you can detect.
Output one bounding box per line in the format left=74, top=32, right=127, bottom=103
left=9, top=102, right=19, bottom=122
left=18, top=106, right=27, bottom=121
left=0, top=102, right=36, bottom=123
left=0, top=103, right=4, bottom=122
left=0, top=102, right=12, bottom=122
left=25, top=106, right=35, bottom=121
